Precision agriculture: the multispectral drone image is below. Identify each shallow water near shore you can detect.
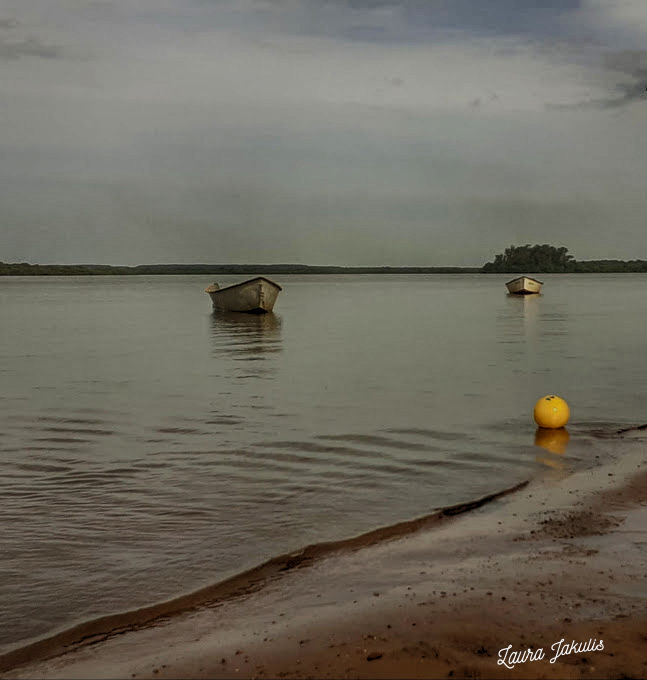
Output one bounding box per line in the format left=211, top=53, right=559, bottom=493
left=1, top=273, right=646, bottom=653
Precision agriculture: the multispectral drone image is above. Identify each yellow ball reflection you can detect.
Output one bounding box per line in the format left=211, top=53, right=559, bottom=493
left=534, top=426, right=570, bottom=455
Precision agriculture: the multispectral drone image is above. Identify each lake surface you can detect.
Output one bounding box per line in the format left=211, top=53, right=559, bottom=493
left=1, top=273, right=646, bottom=652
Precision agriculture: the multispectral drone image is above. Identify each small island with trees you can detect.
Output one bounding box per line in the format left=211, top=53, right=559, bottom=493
left=2, top=244, right=647, bottom=275
left=481, top=244, right=647, bottom=273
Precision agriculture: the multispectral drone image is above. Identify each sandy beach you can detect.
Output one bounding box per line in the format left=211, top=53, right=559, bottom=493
left=1, top=434, right=645, bottom=680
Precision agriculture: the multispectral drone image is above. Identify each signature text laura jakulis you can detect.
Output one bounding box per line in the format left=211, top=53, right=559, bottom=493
left=497, top=638, right=604, bottom=669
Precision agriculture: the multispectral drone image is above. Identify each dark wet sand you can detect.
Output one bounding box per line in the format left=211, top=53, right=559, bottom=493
left=1, top=445, right=646, bottom=679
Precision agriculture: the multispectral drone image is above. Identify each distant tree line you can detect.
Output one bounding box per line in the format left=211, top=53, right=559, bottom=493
left=3, top=249, right=647, bottom=276
left=0, top=262, right=481, bottom=276
left=0, top=262, right=133, bottom=276
left=482, top=244, right=647, bottom=273
left=571, top=259, right=647, bottom=273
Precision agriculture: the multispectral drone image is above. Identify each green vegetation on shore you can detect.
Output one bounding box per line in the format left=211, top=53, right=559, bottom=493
left=0, top=262, right=479, bottom=276
left=2, top=245, right=647, bottom=276
left=483, top=244, right=574, bottom=273
left=482, top=244, right=647, bottom=273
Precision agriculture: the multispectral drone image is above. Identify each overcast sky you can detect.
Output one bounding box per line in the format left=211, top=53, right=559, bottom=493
left=1, top=0, right=647, bottom=266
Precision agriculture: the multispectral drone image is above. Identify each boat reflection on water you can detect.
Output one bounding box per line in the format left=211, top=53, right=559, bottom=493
left=209, top=310, right=282, bottom=363
left=498, top=293, right=541, bottom=351
left=534, top=426, right=570, bottom=470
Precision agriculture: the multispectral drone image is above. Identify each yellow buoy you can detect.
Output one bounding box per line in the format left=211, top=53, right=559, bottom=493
left=533, top=395, right=570, bottom=429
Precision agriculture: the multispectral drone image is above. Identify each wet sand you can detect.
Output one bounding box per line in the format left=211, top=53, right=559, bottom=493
left=1, top=441, right=646, bottom=679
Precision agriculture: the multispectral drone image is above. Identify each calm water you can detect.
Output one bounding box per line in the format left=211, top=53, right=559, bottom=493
left=1, top=273, right=646, bottom=652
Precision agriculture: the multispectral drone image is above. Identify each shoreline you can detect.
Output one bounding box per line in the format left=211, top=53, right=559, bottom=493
left=2, top=438, right=646, bottom=679
left=0, top=481, right=529, bottom=673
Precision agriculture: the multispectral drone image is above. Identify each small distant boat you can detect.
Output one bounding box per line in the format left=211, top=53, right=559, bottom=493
left=505, top=276, right=543, bottom=295
left=205, top=277, right=282, bottom=313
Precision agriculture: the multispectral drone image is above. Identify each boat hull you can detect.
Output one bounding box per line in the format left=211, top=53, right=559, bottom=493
left=205, top=277, right=282, bottom=313
left=505, top=276, right=543, bottom=295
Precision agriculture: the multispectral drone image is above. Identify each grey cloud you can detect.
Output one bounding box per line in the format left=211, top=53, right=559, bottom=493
left=0, top=37, right=63, bottom=60
left=0, top=19, right=64, bottom=60
left=547, top=49, right=647, bottom=111
left=555, top=85, right=647, bottom=111
left=194, top=0, right=582, bottom=44
left=595, top=82, right=647, bottom=109
left=600, top=50, right=647, bottom=108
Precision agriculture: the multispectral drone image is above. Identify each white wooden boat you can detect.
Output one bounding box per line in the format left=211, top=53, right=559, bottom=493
left=205, top=277, right=282, bottom=313
left=505, top=276, right=543, bottom=295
